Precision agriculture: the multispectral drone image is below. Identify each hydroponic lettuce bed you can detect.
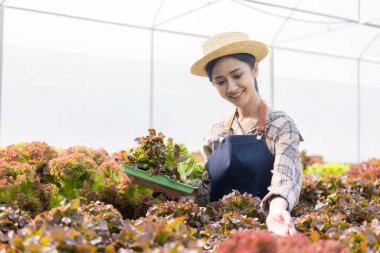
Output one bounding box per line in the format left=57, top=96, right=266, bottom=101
left=0, top=130, right=379, bottom=253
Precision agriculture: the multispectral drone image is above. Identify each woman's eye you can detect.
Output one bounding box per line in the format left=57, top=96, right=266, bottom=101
left=234, top=74, right=242, bottom=79
left=216, top=81, right=225, bottom=85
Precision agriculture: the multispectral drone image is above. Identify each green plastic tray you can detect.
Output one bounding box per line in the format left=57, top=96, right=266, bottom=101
left=123, top=165, right=198, bottom=195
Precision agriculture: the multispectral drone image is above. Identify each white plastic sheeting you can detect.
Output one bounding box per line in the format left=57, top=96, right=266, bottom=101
left=0, top=0, right=379, bottom=162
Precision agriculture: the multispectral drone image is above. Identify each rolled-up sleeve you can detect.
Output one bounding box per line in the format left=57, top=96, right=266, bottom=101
left=260, top=119, right=303, bottom=215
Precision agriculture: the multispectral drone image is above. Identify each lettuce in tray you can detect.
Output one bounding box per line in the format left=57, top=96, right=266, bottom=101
left=177, top=144, right=204, bottom=188
left=122, top=129, right=204, bottom=188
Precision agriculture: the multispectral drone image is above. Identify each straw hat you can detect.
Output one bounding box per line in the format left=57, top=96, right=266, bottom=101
left=191, top=32, right=269, bottom=77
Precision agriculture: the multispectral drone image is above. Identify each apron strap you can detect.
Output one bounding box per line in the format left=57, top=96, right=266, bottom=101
left=222, top=110, right=236, bottom=134
left=222, top=99, right=267, bottom=135
left=257, top=100, right=267, bottom=134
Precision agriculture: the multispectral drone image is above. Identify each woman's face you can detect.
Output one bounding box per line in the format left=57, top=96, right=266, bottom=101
left=211, top=56, right=259, bottom=108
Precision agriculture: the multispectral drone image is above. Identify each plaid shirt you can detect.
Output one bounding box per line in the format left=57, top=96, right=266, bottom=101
left=197, top=105, right=304, bottom=215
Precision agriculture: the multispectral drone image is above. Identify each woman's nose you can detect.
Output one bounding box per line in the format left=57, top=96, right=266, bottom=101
left=227, top=80, right=239, bottom=93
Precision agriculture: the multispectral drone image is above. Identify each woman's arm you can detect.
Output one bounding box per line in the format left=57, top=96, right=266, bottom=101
left=260, top=117, right=303, bottom=215
left=260, top=118, right=302, bottom=236
left=260, top=117, right=302, bottom=236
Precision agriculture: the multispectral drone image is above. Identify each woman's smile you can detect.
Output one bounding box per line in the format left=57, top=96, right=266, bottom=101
left=228, top=89, right=245, bottom=99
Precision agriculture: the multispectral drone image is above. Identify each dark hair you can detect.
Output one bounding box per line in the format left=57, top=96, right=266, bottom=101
left=205, top=53, right=259, bottom=93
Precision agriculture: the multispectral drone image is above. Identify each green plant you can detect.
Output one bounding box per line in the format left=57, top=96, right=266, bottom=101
left=304, top=162, right=350, bottom=175
left=123, top=129, right=204, bottom=186
left=49, top=153, right=104, bottom=199
left=0, top=161, right=42, bottom=215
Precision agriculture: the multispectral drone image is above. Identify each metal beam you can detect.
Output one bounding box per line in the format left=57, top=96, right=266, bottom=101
left=149, top=29, right=155, bottom=129
left=274, top=45, right=380, bottom=64
left=269, top=46, right=274, bottom=108
left=2, top=5, right=210, bottom=40
left=0, top=6, right=3, bottom=146
left=357, top=59, right=361, bottom=162
left=269, top=0, right=302, bottom=107
left=155, top=0, right=223, bottom=27
left=240, top=0, right=380, bottom=28
left=272, top=0, right=302, bottom=44
left=234, top=0, right=349, bottom=25
left=148, top=0, right=165, bottom=129
left=277, top=23, right=353, bottom=44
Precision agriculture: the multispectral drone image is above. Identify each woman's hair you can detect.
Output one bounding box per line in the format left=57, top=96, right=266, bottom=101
left=205, top=53, right=259, bottom=93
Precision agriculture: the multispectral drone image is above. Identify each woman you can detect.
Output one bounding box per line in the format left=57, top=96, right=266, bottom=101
left=190, top=32, right=304, bottom=236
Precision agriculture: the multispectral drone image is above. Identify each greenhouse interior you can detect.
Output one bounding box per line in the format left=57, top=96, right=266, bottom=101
left=0, top=1, right=379, bottom=253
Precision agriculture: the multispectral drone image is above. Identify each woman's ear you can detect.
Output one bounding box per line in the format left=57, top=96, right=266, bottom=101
left=252, top=62, right=259, bottom=78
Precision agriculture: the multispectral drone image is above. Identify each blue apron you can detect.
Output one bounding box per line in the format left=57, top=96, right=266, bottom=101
left=205, top=100, right=274, bottom=202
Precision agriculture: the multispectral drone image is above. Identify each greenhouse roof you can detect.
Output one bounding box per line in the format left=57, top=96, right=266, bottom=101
left=2, top=0, right=380, bottom=63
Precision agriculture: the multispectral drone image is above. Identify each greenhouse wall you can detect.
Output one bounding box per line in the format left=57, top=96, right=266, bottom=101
left=1, top=4, right=379, bottom=163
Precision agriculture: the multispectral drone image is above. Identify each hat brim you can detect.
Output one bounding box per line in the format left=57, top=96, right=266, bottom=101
left=190, top=40, right=269, bottom=77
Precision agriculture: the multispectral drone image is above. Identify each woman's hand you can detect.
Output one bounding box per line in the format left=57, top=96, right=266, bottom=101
left=266, top=197, right=297, bottom=236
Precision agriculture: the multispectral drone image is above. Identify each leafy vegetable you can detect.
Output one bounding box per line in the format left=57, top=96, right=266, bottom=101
left=0, top=161, right=43, bottom=215
left=304, top=162, right=350, bottom=175
left=216, top=231, right=352, bottom=253
left=348, top=159, right=380, bottom=183
left=0, top=140, right=379, bottom=253
left=49, top=153, right=105, bottom=199
left=123, top=129, right=204, bottom=187
left=58, top=145, right=109, bottom=166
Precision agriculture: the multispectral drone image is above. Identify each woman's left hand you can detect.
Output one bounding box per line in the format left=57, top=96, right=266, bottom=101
left=266, top=208, right=297, bottom=236
left=266, top=196, right=297, bottom=236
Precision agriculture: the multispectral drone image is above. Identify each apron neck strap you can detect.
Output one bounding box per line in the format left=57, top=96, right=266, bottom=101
left=257, top=100, right=267, bottom=134
left=222, top=99, right=267, bottom=135
left=222, top=111, right=236, bottom=135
